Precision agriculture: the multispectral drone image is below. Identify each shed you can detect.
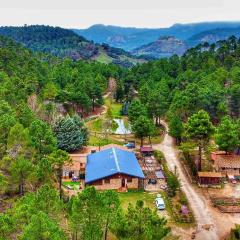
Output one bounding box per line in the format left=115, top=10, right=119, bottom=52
left=214, top=154, right=240, bottom=176
left=198, top=172, right=222, bottom=185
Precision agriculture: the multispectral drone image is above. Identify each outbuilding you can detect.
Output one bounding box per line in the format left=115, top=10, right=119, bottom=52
left=198, top=172, right=222, bottom=185
left=213, top=154, right=240, bottom=176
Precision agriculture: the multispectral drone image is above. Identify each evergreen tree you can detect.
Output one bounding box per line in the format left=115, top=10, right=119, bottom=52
left=169, top=115, right=184, bottom=145
left=29, top=119, right=56, bottom=156
left=128, top=100, right=148, bottom=124
left=48, top=149, right=71, bottom=198
left=112, top=200, right=170, bottom=240
left=20, top=212, right=67, bottom=240
left=215, top=116, right=239, bottom=153
left=9, top=156, right=34, bottom=195
left=70, top=187, right=105, bottom=240
left=132, top=116, right=155, bottom=147
left=185, top=110, right=214, bottom=170
left=54, top=115, right=88, bottom=152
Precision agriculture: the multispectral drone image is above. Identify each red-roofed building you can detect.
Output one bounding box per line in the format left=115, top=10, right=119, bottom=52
left=211, top=151, right=227, bottom=161
left=213, top=154, right=240, bottom=176
left=140, top=146, right=154, bottom=156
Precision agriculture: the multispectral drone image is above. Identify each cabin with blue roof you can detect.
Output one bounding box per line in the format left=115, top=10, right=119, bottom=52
left=85, top=147, right=145, bottom=191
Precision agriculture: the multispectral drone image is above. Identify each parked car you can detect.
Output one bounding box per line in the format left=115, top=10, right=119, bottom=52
left=155, top=197, right=165, bottom=210
left=123, top=141, right=135, bottom=149
left=148, top=179, right=157, bottom=184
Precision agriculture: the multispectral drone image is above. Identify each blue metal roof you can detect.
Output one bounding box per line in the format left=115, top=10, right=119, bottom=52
left=85, top=147, right=145, bottom=183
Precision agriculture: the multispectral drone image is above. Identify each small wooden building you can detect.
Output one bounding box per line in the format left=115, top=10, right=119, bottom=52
left=198, top=172, right=222, bottom=185
left=213, top=154, right=240, bottom=176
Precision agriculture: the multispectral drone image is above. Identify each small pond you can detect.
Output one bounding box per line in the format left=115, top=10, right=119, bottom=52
left=114, top=119, right=131, bottom=135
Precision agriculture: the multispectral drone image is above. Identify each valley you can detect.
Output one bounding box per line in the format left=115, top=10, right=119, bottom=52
left=0, top=20, right=240, bottom=240
left=75, top=22, right=240, bottom=58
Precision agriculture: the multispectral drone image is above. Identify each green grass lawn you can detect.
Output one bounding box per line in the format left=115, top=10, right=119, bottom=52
left=63, top=181, right=80, bottom=190
left=88, top=135, right=123, bottom=146
left=95, top=52, right=113, bottom=64
left=118, top=191, right=157, bottom=211
left=86, top=118, right=103, bottom=132
left=104, top=98, right=123, bottom=118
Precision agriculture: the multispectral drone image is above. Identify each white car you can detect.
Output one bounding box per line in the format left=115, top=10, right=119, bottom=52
left=155, top=197, right=165, bottom=210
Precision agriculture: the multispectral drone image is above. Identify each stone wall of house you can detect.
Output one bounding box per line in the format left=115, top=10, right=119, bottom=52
left=93, top=178, right=122, bottom=191
left=88, top=173, right=140, bottom=190
left=126, top=178, right=139, bottom=189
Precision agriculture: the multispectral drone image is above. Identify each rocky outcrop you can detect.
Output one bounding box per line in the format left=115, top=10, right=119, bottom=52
left=132, top=36, right=188, bottom=58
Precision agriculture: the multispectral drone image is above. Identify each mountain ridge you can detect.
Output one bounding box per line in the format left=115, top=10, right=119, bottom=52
left=73, top=22, right=240, bottom=54
left=0, top=25, right=146, bottom=67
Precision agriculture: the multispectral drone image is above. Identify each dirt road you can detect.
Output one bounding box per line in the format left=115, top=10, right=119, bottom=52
left=153, top=120, right=239, bottom=240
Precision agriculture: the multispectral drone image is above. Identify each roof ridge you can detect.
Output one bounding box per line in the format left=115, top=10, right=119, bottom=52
left=112, top=147, right=120, bottom=172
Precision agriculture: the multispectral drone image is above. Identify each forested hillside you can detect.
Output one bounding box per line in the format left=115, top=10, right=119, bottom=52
left=119, top=36, right=240, bottom=123
left=117, top=35, right=240, bottom=178
left=0, top=25, right=145, bottom=67
left=0, top=35, right=134, bottom=239
left=188, top=27, right=240, bottom=46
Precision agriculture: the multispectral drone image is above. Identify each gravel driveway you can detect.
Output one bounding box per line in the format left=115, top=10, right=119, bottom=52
left=153, top=120, right=239, bottom=240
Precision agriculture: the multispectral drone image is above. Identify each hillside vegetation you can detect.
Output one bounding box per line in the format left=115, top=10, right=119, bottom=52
left=0, top=25, right=145, bottom=67
left=120, top=36, right=240, bottom=122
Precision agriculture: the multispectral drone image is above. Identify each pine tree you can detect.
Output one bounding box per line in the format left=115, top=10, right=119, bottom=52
left=54, top=115, right=88, bottom=152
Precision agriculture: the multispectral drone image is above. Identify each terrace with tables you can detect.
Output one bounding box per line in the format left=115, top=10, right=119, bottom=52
left=138, top=146, right=166, bottom=191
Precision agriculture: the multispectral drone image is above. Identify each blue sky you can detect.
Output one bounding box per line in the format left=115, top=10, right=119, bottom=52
left=0, top=0, right=239, bottom=28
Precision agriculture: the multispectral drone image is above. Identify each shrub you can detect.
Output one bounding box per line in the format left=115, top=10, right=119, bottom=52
left=154, top=150, right=165, bottom=164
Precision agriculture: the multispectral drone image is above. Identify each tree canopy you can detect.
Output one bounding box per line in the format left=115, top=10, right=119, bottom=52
left=54, top=116, right=88, bottom=152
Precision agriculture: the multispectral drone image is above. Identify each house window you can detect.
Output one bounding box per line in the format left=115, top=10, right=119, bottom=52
left=104, top=179, right=110, bottom=184
left=127, top=178, right=132, bottom=183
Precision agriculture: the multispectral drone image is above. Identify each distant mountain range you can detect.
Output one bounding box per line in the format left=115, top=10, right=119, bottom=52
left=1, top=23, right=240, bottom=62
left=0, top=25, right=146, bottom=67
left=73, top=22, right=240, bottom=58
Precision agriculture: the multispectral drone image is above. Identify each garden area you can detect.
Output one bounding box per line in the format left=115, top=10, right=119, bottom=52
left=211, top=197, right=240, bottom=213
left=63, top=181, right=80, bottom=190
left=118, top=190, right=157, bottom=210
left=155, top=150, right=195, bottom=226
